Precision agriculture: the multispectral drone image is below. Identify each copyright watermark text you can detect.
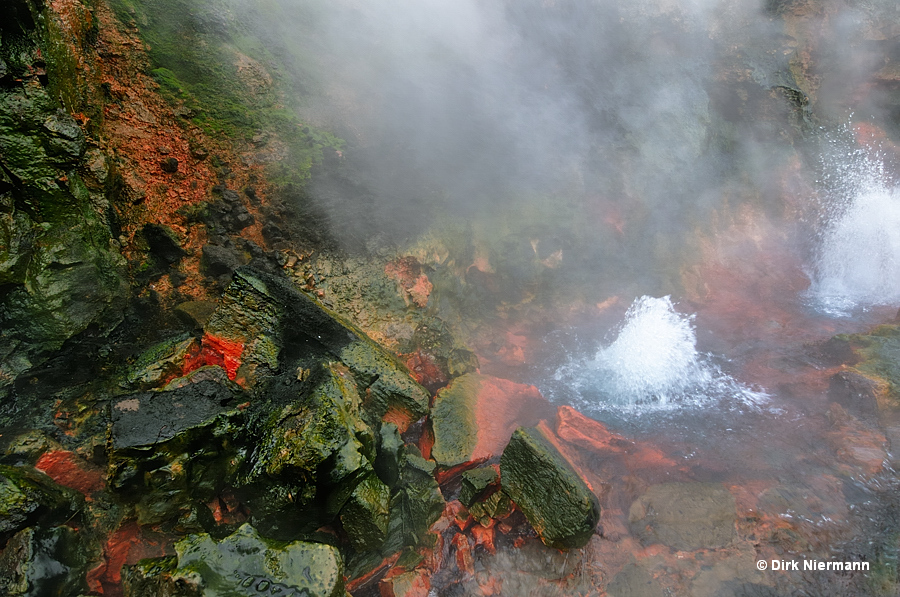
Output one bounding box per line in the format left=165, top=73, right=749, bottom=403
left=756, top=559, right=869, bottom=572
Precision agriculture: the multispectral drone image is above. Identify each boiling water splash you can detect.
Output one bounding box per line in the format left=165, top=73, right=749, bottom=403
left=807, top=141, right=900, bottom=316
left=553, top=296, right=766, bottom=411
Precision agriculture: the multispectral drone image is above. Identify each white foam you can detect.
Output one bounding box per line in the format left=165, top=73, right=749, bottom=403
left=554, top=296, right=767, bottom=411
left=809, top=156, right=900, bottom=316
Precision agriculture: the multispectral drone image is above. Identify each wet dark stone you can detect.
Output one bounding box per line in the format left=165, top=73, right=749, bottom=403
left=828, top=370, right=880, bottom=417
left=142, top=223, right=186, bottom=265
left=109, top=380, right=237, bottom=450
left=200, top=243, right=246, bottom=278
left=0, top=526, right=89, bottom=596
left=160, top=157, right=179, bottom=173
left=0, top=465, right=82, bottom=545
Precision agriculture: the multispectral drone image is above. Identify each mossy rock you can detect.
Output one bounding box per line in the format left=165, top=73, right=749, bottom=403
left=430, top=374, right=481, bottom=470
left=171, top=524, right=344, bottom=597
left=340, top=474, right=391, bottom=552
left=0, top=465, right=83, bottom=544
left=459, top=466, right=499, bottom=508
left=500, top=426, right=600, bottom=549
left=207, top=267, right=428, bottom=419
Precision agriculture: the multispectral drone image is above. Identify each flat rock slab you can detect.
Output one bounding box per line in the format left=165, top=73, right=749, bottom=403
left=431, top=374, right=554, bottom=473
left=110, top=380, right=235, bottom=450
left=629, top=482, right=736, bottom=551
left=500, top=424, right=600, bottom=549
left=172, top=524, right=344, bottom=597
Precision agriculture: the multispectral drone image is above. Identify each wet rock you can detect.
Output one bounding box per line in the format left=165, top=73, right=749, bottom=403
left=374, top=422, right=404, bottom=488
left=431, top=374, right=553, bottom=476
left=0, top=465, right=82, bottom=545
left=459, top=466, right=499, bottom=508
left=499, top=425, right=600, bottom=549
left=107, top=380, right=245, bottom=525
left=168, top=524, right=345, bottom=597
left=121, top=557, right=190, bottom=597
left=379, top=452, right=445, bottom=559
left=250, top=363, right=375, bottom=520
left=207, top=267, right=429, bottom=418
left=629, top=482, right=737, bottom=550
left=341, top=474, right=391, bottom=551
left=0, top=526, right=90, bottom=597
left=142, top=223, right=186, bottom=265
left=173, top=300, right=218, bottom=330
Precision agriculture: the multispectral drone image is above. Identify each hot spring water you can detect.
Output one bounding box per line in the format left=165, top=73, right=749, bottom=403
left=548, top=296, right=766, bottom=413
left=809, top=151, right=900, bottom=316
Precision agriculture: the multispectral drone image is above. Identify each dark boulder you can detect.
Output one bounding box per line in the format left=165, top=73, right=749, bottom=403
left=500, top=425, right=600, bottom=549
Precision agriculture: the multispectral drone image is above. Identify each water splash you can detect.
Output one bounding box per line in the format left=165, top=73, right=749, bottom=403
left=808, top=149, right=900, bottom=316
left=553, top=296, right=766, bottom=412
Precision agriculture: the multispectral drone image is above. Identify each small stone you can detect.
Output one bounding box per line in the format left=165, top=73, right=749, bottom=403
left=459, top=466, right=498, bottom=507
left=160, top=157, right=179, bottom=173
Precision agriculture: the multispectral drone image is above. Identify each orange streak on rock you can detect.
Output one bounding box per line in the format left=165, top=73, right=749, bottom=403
left=86, top=521, right=166, bottom=596
left=470, top=521, right=496, bottom=554
left=384, top=405, right=417, bottom=435
left=452, top=533, right=475, bottom=578
left=472, top=377, right=555, bottom=464
left=35, top=450, right=105, bottom=495
left=346, top=553, right=401, bottom=593
left=181, top=332, right=244, bottom=380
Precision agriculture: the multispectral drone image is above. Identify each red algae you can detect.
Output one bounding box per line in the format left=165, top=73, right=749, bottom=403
left=86, top=521, right=168, bottom=596
left=180, top=332, right=245, bottom=381
left=35, top=450, right=105, bottom=496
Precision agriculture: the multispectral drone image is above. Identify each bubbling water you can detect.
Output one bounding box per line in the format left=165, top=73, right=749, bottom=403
left=553, top=296, right=766, bottom=412
left=809, top=154, right=900, bottom=316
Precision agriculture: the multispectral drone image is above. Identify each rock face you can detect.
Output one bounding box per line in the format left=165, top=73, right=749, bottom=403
left=0, top=3, right=127, bottom=394
left=500, top=425, right=600, bottom=549
left=205, top=268, right=430, bottom=424
left=628, top=483, right=737, bottom=551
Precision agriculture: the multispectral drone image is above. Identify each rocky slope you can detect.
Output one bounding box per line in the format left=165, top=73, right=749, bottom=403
left=3, top=0, right=900, bottom=596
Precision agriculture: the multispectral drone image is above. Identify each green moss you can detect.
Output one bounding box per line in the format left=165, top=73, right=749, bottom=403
left=108, top=0, right=343, bottom=183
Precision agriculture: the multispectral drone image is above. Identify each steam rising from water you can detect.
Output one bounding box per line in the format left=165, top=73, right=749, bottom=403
left=809, top=152, right=900, bottom=316
left=553, top=296, right=766, bottom=412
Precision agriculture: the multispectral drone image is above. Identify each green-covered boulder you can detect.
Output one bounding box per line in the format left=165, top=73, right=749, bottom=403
left=169, top=524, right=344, bottom=597
left=431, top=374, right=553, bottom=474
left=340, top=474, right=391, bottom=552
left=0, top=465, right=82, bottom=544
left=249, top=363, right=375, bottom=517
left=206, top=267, right=428, bottom=420
left=500, top=425, right=600, bottom=549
